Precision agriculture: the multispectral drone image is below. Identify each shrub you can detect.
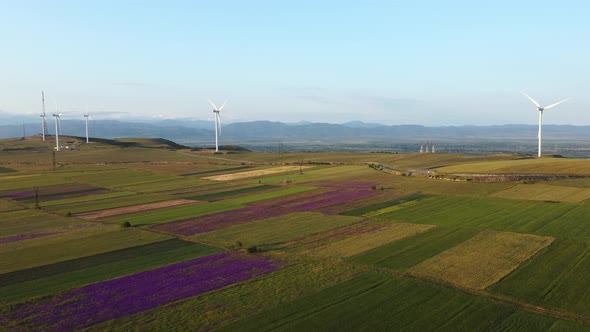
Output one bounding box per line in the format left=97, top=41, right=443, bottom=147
left=247, top=246, right=259, bottom=253
left=65, top=212, right=72, bottom=217
left=121, top=221, right=131, bottom=228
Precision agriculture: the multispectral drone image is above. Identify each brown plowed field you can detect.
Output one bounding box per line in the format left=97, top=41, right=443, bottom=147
left=75, top=199, right=198, bottom=220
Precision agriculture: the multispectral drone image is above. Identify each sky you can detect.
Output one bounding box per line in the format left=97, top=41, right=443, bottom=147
left=0, top=0, right=589, bottom=125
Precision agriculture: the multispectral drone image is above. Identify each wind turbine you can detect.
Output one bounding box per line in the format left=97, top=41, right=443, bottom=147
left=52, top=112, right=62, bottom=151
left=40, top=91, right=49, bottom=141
left=207, top=99, right=228, bottom=152
left=84, top=107, right=91, bottom=144
left=521, top=91, right=569, bottom=158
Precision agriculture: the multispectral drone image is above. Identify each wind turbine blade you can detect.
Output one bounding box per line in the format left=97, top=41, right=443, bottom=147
left=544, top=99, right=569, bottom=110
left=218, top=99, right=229, bottom=111
left=521, top=91, right=541, bottom=108
left=217, top=113, right=221, bottom=136
left=207, top=99, right=218, bottom=110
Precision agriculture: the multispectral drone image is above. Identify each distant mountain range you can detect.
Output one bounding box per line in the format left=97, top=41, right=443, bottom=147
left=2, top=120, right=590, bottom=146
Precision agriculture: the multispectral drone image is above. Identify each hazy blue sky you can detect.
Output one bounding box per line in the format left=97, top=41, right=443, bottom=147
left=1, top=1, right=588, bottom=125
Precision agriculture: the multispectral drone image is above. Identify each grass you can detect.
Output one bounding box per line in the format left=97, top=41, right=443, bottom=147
left=437, top=157, right=590, bottom=175
left=374, top=195, right=590, bottom=242
left=86, top=261, right=363, bottom=332
left=349, top=226, right=480, bottom=270
left=490, top=183, right=590, bottom=203
left=216, top=272, right=583, bottom=331
left=341, top=193, right=429, bottom=216
left=193, top=212, right=364, bottom=249
left=312, top=223, right=436, bottom=258
left=41, top=193, right=173, bottom=214
left=0, top=209, right=93, bottom=237
left=187, top=184, right=277, bottom=200
left=490, top=239, right=590, bottom=316
left=36, top=191, right=136, bottom=207
left=0, top=199, right=25, bottom=212
left=0, top=174, right=72, bottom=191
left=407, top=230, right=554, bottom=290
left=0, top=167, right=16, bottom=173
left=0, top=239, right=220, bottom=304
left=0, top=226, right=169, bottom=274
left=104, top=186, right=317, bottom=226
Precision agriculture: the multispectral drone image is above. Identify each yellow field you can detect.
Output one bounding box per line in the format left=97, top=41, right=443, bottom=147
left=203, top=166, right=310, bottom=181
left=312, top=223, right=435, bottom=258
left=490, top=184, right=590, bottom=203
left=408, top=230, right=554, bottom=290
left=437, top=158, right=590, bottom=175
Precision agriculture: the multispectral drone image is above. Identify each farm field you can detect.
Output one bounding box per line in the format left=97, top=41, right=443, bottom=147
left=2, top=141, right=590, bottom=330
left=407, top=230, right=554, bottom=290
left=490, top=183, right=590, bottom=203
left=437, top=157, right=590, bottom=175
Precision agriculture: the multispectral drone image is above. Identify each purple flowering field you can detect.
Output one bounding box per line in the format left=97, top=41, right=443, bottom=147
left=0, top=252, right=279, bottom=331
left=153, top=183, right=377, bottom=236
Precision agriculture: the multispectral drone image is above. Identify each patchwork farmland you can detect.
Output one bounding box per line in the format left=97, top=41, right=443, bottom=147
left=2, top=137, right=590, bottom=330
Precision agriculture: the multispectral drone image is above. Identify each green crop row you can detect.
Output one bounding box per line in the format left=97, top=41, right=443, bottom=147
left=87, top=261, right=363, bottom=331
left=0, top=239, right=220, bottom=304
left=217, top=272, right=582, bottom=331
left=187, top=184, right=277, bottom=200
left=37, top=191, right=136, bottom=207
left=348, top=226, right=479, bottom=270
left=0, top=226, right=169, bottom=274
left=193, top=212, right=363, bottom=249
left=375, top=195, right=590, bottom=242
left=341, top=193, right=429, bottom=216
left=490, top=239, right=590, bottom=316
left=44, top=193, right=173, bottom=214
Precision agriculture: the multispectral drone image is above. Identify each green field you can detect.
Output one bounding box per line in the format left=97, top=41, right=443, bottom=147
left=438, top=157, right=590, bottom=175
left=2, top=143, right=590, bottom=330
left=103, top=185, right=317, bottom=226
left=0, top=239, right=220, bottom=304
left=490, top=183, right=590, bottom=203
left=0, top=209, right=94, bottom=237
left=374, top=195, right=590, bottom=242
left=217, top=272, right=585, bottom=331
left=490, top=239, right=590, bottom=316
left=312, top=222, right=435, bottom=258
left=193, top=212, right=363, bottom=249
left=349, top=226, right=480, bottom=270
left=0, top=226, right=169, bottom=273
left=408, top=230, right=554, bottom=290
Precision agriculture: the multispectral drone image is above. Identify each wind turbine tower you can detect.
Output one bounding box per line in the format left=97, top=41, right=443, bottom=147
left=207, top=99, right=228, bottom=152
left=40, top=91, right=49, bottom=141
left=84, top=112, right=91, bottom=144
left=431, top=142, right=436, bottom=153
left=419, top=142, right=423, bottom=153
left=52, top=112, right=61, bottom=151
left=521, top=91, right=569, bottom=158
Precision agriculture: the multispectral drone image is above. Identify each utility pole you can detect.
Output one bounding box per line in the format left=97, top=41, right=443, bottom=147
left=52, top=150, right=56, bottom=170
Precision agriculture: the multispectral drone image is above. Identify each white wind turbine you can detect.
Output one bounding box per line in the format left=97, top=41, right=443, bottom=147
left=52, top=111, right=62, bottom=151
left=40, top=91, right=49, bottom=141
left=521, top=91, right=569, bottom=158
left=84, top=107, right=92, bottom=144
left=207, top=99, right=228, bottom=152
